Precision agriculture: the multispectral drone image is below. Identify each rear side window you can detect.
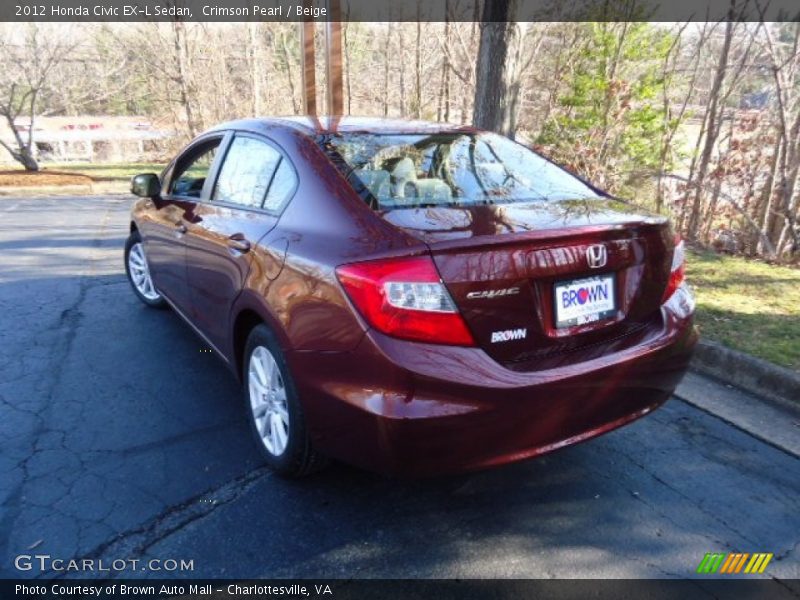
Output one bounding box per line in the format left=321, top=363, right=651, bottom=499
left=213, top=137, right=281, bottom=209
left=263, top=160, right=295, bottom=211
left=320, top=132, right=597, bottom=209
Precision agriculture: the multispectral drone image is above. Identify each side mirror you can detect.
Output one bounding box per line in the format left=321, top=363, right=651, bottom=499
left=131, top=173, right=161, bottom=198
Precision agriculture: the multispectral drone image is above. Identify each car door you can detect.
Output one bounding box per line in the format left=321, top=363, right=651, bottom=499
left=184, top=132, right=297, bottom=353
left=144, top=134, right=228, bottom=314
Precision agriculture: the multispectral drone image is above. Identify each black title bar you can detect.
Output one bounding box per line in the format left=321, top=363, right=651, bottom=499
left=4, top=579, right=800, bottom=600
left=3, top=0, right=800, bottom=22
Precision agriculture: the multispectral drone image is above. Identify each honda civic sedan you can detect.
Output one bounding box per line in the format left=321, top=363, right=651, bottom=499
left=126, top=117, right=697, bottom=477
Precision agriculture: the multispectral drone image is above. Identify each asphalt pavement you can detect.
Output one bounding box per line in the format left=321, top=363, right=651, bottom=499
left=0, top=195, right=798, bottom=581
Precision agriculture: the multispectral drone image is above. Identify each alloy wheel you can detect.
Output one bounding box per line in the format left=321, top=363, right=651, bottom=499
left=127, top=242, right=161, bottom=301
left=248, top=346, right=290, bottom=456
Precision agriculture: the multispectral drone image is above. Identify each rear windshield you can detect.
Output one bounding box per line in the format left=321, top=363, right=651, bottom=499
left=320, top=131, right=598, bottom=209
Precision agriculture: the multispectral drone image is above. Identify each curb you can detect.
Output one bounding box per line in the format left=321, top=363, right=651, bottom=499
left=691, top=339, right=800, bottom=406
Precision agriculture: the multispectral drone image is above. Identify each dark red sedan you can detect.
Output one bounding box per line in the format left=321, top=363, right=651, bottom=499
left=126, top=117, right=697, bottom=477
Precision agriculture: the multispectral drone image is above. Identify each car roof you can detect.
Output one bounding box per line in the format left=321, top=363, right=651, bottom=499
left=206, top=116, right=477, bottom=138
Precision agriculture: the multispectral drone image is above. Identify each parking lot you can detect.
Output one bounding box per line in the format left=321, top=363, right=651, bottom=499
left=0, top=195, right=798, bottom=580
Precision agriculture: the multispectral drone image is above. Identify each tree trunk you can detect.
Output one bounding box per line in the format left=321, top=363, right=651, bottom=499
left=20, top=151, right=39, bottom=171
left=172, top=20, right=197, bottom=138
left=383, top=23, right=392, bottom=117
left=596, top=22, right=630, bottom=167
left=686, top=19, right=734, bottom=240
left=444, top=48, right=451, bottom=123
left=460, top=16, right=479, bottom=125
left=0, top=142, right=39, bottom=171
left=437, top=2, right=451, bottom=122
left=759, top=137, right=782, bottom=252
left=278, top=31, right=300, bottom=114
left=248, top=22, right=263, bottom=117
left=399, top=26, right=406, bottom=117
left=344, top=22, right=352, bottom=115
left=763, top=22, right=800, bottom=258
left=0, top=108, right=40, bottom=171
left=775, top=136, right=800, bottom=255
left=437, top=40, right=446, bottom=122
left=444, top=20, right=452, bottom=122
left=415, top=16, right=422, bottom=118
left=472, top=0, right=518, bottom=135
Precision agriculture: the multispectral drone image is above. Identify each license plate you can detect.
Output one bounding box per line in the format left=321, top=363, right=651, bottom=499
left=554, top=274, right=616, bottom=328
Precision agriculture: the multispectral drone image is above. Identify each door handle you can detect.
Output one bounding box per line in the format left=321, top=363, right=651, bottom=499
left=227, top=235, right=251, bottom=253
left=175, top=222, right=187, bottom=234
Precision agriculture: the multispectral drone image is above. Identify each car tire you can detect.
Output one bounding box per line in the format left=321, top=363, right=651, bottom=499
left=124, top=231, right=166, bottom=308
left=243, top=324, right=327, bottom=477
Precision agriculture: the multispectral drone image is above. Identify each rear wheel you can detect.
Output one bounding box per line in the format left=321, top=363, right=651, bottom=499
left=125, top=231, right=165, bottom=308
left=243, top=325, right=326, bottom=477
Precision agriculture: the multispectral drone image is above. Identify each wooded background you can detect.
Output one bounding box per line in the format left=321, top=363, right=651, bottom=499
left=1, top=18, right=799, bottom=262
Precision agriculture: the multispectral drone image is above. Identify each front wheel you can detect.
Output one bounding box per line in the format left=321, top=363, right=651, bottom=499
left=243, top=325, right=327, bottom=477
left=125, top=231, right=166, bottom=308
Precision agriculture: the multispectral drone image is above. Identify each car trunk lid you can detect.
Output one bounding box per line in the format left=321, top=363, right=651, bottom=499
left=380, top=199, right=674, bottom=368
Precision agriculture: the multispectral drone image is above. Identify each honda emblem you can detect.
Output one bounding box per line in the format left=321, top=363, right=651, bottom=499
left=586, top=244, right=608, bottom=269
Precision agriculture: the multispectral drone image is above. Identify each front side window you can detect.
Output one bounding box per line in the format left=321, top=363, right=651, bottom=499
left=213, top=136, right=282, bottom=209
left=321, top=132, right=598, bottom=209
left=170, top=140, right=221, bottom=198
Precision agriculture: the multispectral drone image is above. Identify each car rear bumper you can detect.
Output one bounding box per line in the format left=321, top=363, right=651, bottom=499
left=289, top=307, right=698, bottom=476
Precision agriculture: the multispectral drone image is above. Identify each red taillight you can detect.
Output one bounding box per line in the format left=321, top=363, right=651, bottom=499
left=661, top=235, right=686, bottom=303
left=335, top=256, right=475, bottom=346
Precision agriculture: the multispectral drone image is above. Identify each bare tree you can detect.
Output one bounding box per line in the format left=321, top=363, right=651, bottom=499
left=762, top=21, right=800, bottom=257
left=414, top=17, right=422, bottom=119
left=655, top=20, right=710, bottom=212
left=437, top=20, right=452, bottom=122
left=248, top=22, right=265, bottom=117
left=683, top=20, right=735, bottom=239
left=382, top=22, right=393, bottom=116
left=170, top=19, right=198, bottom=137
left=472, top=0, right=519, bottom=135
left=0, top=25, right=74, bottom=170
left=276, top=26, right=301, bottom=114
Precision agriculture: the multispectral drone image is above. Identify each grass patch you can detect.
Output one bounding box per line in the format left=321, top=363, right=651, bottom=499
left=46, top=162, right=165, bottom=181
left=687, top=247, right=800, bottom=370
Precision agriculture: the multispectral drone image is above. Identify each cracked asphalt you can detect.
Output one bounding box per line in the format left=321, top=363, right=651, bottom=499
left=1, top=195, right=798, bottom=581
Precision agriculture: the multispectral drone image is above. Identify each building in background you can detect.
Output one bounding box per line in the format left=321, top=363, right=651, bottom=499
left=0, top=116, right=172, bottom=165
